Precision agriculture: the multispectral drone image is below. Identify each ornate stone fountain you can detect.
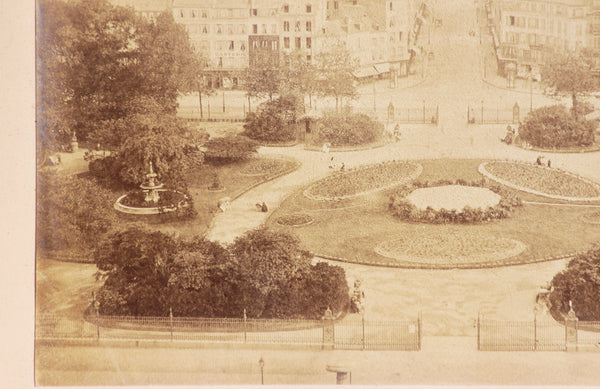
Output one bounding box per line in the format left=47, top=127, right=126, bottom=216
left=139, top=161, right=164, bottom=203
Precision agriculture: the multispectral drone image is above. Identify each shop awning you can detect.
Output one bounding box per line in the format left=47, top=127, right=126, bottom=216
left=352, top=66, right=378, bottom=78
left=374, top=63, right=390, bottom=74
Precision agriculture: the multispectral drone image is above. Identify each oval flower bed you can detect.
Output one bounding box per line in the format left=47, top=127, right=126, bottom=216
left=582, top=211, right=600, bottom=225
left=479, top=161, right=600, bottom=201
left=276, top=213, right=314, bottom=227
left=389, top=179, right=522, bottom=224
left=240, top=158, right=291, bottom=176
left=374, top=231, right=527, bottom=266
left=304, top=161, right=422, bottom=200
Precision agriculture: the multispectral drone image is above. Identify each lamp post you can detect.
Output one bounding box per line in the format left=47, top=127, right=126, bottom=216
left=258, top=357, right=264, bottom=385
left=529, top=74, right=533, bottom=112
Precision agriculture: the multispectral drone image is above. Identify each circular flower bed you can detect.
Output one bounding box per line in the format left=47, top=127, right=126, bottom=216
left=479, top=161, right=600, bottom=201
left=276, top=214, right=314, bottom=227
left=304, top=161, right=422, bottom=200
left=389, top=180, right=522, bottom=224
left=406, top=185, right=501, bottom=211
left=374, top=231, right=527, bottom=265
left=240, top=158, right=290, bottom=176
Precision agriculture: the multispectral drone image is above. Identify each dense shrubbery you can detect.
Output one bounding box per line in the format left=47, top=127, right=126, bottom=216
left=242, top=95, right=301, bottom=142
left=313, top=110, right=383, bottom=146
left=87, top=156, right=128, bottom=189
left=548, top=245, right=600, bottom=321
left=519, top=105, right=596, bottom=148
left=305, top=160, right=421, bottom=199
left=203, top=135, right=258, bottom=164
left=389, top=179, right=522, bottom=224
left=36, top=171, right=117, bottom=256
left=95, top=228, right=349, bottom=319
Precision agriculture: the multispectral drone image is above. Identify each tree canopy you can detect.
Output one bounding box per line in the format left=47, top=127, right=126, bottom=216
left=541, top=50, right=600, bottom=119
left=95, top=227, right=350, bottom=319
left=549, top=245, right=600, bottom=321
left=37, top=0, right=199, bottom=150
left=315, top=40, right=359, bottom=111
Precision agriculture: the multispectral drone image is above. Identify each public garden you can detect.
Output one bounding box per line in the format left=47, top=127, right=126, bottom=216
left=33, top=0, right=600, bottom=385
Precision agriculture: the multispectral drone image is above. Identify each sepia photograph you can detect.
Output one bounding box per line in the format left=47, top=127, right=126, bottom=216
left=28, top=0, right=600, bottom=386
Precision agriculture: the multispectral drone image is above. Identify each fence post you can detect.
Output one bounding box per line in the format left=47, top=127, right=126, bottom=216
left=95, top=301, right=100, bottom=342
left=513, top=102, right=520, bottom=124
left=467, top=105, right=470, bottom=124
left=244, top=309, right=247, bottom=344
left=322, top=308, right=334, bottom=350
left=170, top=307, right=174, bottom=342
left=418, top=311, right=422, bottom=351
left=361, top=313, right=365, bottom=351
left=478, top=313, right=481, bottom=350
left=533, top=313, right=537, bottom=351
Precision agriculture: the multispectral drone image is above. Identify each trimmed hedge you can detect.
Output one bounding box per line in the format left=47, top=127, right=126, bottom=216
left=313, top=110, right=383, bottom=146
left=519, top=105, right=596, bottom=148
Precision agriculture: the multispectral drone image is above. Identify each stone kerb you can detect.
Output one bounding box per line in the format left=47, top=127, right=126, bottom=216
left=114, top=189, right=190, bottom=215
left=478, top=161, right=600, bottom=202
left=303, top=161, right=423, bottom=201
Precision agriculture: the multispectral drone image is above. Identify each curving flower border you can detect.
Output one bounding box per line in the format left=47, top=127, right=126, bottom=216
left=479, top=161, right=600, bottom=202
left=373, top=235, right=527, bottom=265
left=303, top=161, right=423, bottom=201
left=275, top=214, right=315, bottom=227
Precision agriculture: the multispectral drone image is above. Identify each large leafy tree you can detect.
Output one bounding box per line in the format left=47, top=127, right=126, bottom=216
left=548, top=245, right=600, bottom=321
left=315, top=40, right=358, bottom=111
left=36, top=0, right=198, bottom=150
left=95, top=228, right=180, bottom=316
left=36, top=171, right=117, bottom=256
left=541, top=50, right=600, bottom=120
left=280, top=50, right=318, bottom=110
left=242, top=55, right=281, bottom=112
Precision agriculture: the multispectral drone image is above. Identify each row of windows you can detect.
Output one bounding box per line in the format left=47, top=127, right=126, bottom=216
left=507, top=16, right=585, bottom=36
left=176, top=4, right=313, bottom=19
left=283, top=36, right=312, bottom=49
left=282, top=20, right=312, bottom=32
left=508, top=1, right=585, bottom=17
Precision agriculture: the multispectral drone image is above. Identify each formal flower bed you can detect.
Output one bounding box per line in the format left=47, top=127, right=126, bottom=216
left=480, top=161, right=600, bottom=201
left=389, top=179, right=522, bottom=224
left=374, top=231, right=527, bottom=265
left=276, top=214, right=314, bottom=227
left=240, top=158, right=292, bottom=176
left=304, top=161, right=422, bottom=200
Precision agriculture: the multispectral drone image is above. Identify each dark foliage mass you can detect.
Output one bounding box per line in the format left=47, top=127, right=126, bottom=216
left=242, top=95, right=301, bottom=143
left=519, top=105, right=596, bottom=148
left=95, top=228, right=350, bottom=319
left=314, top=110, right=383, bottom=146
left=203, top=135, right=258, bottom=164
left=36, top=171, right=117, bottom=255
left=549, top=245, right=600, bottom=321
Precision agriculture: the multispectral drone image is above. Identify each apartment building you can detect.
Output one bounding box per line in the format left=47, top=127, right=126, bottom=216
left=489, top=0, right=597, bottom=78
left=111, top=0, right=423, bottom=88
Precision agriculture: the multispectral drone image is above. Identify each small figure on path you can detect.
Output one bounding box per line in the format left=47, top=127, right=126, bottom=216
left=536, top=155, right=543, bottom=165
left=321, top=142, right=330, bottom=154
left=340, top=162, right=345, bottom=172
left=547, top=159, right=551, bottom=168
left=329, top=156, right=335, bottom=169
left=256, top=202, right=268, bottom=212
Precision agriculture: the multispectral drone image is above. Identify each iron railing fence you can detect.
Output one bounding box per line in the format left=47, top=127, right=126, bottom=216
left=333, top=318, right=421, bottom=350
left=36, top=313, right=421, bottom=351
left=478, top=316, right=600, bottom=351
left=467, top=103, right=532, bottom=125
left=355, top=106, right=438, bottom=124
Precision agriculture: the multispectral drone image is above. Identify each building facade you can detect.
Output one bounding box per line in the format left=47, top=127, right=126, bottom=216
left=112, top=0, right=425, bottom=88
left=489, top=0, right=599, bottom=78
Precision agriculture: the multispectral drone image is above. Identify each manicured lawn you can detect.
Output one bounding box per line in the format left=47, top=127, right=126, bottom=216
left=267, top=159, right=600, bottom=268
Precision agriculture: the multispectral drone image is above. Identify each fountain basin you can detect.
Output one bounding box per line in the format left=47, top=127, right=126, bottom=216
left=114, top=189, right=190, bottom=215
